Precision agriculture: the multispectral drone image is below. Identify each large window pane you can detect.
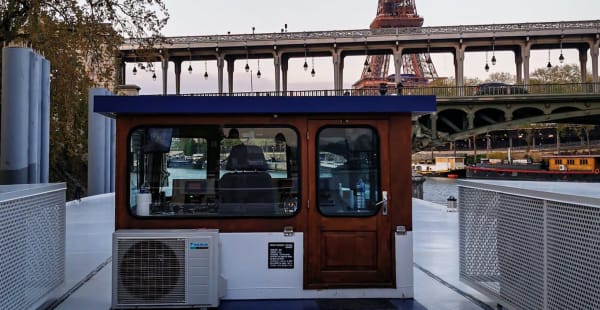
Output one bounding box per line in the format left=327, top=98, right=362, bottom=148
left=128, top=125, right=300, bottom=217
left=317, top=127, right=380, bottom=216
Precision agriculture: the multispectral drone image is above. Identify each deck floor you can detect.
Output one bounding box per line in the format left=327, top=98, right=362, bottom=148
left=49, top=196, right=497, bottom=310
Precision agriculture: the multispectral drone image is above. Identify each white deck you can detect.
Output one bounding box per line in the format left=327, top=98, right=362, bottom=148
left=51, top=195, right=496, bottom=309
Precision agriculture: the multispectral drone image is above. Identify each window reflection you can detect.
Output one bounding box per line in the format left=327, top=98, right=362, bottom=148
left=317, top=127, right=380, bottom=216
left=128, top=126, right=300, bottom=217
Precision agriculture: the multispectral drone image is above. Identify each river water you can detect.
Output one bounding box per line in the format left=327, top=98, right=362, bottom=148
left=421, top=177, right=459, bottom=205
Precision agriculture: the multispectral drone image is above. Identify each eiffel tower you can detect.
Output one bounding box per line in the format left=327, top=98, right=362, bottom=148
left=353, top=0, right=438, bottom=90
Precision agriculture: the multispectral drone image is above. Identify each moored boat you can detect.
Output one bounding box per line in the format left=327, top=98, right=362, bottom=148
left=466, top=155, right=600, bottom=182
left=412, top=156, right=466, bottom=178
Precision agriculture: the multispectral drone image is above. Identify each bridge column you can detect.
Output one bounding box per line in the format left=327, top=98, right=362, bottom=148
left=453, top=45, right=466, bottom=94
left=515, top=50, right=523, bottom=84
left=118, top=60, right=126, bottom=85
left=274, top=53, right=281, bottom=92
left=466, top=112, right=475, bottom=130
left=217, top=55, right=225, bottom=95
left=393, top=48, right=404, bottom=86
left=339, top=54, right=345, bottom=91
left=332, top=51, right=341, bottom=91
left=504, top=110, right=513, bottom=122
left=430, top=112, right=438, bottom=140
left=578, top=47, right=588, bottom=83
left=520, top=43, right=531, bottom=85
left=227, top=57, right=235, bottom=94
left=161, top=55, right=168, bottom=95
left=174, top=59, right=182, bottom=95
left=282, top=56, right=289, bottom=94
left=591, top=40, right=599, bottom=88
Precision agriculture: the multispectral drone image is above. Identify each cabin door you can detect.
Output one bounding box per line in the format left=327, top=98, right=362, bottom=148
left=305, top=119, right=394, bottom=288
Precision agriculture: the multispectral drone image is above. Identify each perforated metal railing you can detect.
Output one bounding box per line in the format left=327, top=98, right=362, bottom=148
left=458, top=181, right=600, bottom=310
left=0, top=184, right=66, bottom=310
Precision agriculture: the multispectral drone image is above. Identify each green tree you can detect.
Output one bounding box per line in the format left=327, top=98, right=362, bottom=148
left=0, top=0, right=169, bottom=199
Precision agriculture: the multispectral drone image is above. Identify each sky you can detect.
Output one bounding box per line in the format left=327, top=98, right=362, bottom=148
left=128, top=0, right=600, bottom=94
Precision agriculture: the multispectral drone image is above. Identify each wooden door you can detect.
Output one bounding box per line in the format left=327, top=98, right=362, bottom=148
left=305, top=119, right=394, bottom=288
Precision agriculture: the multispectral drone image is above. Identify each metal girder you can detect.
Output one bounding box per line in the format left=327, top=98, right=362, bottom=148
left=446, top=108, right=600, bottom=141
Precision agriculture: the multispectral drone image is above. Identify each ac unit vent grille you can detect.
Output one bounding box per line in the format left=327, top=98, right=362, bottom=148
left=117, top=239, right=185, bottom=304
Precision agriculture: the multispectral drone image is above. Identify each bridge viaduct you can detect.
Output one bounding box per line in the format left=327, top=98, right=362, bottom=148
left=119, top=20, right=600, bottom=95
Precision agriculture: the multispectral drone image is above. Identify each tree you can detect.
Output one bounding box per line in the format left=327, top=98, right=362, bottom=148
left=0, top=0, right=169, bottom=199
left=485, top=72, right=515, bottom=84
left=530, top=63, right=581, bottom=84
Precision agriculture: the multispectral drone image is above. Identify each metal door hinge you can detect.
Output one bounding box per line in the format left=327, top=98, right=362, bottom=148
left=395, top=226, right=406, bottom=235
left=283, top=226, right=294, bottom=236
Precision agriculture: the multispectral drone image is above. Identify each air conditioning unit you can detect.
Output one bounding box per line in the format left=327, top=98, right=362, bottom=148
left=112, top=229, right=220, bottom=309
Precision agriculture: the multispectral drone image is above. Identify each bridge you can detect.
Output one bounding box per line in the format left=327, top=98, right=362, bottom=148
left=117, top=20, right=600, bottom=150
left=119, top=19, right=600, bottom=95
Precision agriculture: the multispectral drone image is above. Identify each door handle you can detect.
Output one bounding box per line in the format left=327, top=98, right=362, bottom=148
left=376, top=191, right=388, bottom=215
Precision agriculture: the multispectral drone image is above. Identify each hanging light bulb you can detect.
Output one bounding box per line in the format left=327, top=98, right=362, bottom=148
left=426, top=39, right=433, bottom=64
left=559, top=37, right=565, bottom=64
left=364, top=42, right=369, bottom=67
left=187, top=48, right=193, bottom=74
left=484, top=50, right=490, bottom=72
left=256, top=58, right=261, bottom=78
left=203, top=60, right=208, bottom=80
left=132, top=65, right=137, bottom=75
left=547, top=50, right=552, bottom=68
left=303, top=45, right=309, bottom=71
left=152, top=72, right=157, bottom=81
left=245, top=46, right=250, bottom=72
left=311, top=56, right=316, bottom=77
left=491, top=37, right=497, bottom=65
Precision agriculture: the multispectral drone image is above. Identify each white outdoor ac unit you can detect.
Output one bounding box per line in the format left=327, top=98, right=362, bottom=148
left=112, top=229, right=220, bottom=309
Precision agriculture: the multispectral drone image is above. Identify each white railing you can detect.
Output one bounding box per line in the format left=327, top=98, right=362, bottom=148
left=458, top=180, right=600, bottom=310
left=0, top=183, right=66, bottom=310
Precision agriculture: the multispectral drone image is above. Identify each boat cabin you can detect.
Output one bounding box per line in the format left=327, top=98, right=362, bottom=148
left=94, top=94, right=435, bottom=307
left=544, top=155, right=600, bottom=172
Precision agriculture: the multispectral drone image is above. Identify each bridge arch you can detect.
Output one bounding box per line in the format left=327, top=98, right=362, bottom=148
left=473, top=108, right=507, bottom=127
left=436, top=108, right=469, bottom=134
left=512, top=107, right=545, bottom=121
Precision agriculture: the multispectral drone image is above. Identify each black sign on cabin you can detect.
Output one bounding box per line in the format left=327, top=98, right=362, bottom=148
left=268, top=242, right=294, bottom=269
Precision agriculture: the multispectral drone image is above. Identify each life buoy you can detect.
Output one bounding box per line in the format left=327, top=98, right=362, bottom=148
left=595, top=169, right=599, bottom=174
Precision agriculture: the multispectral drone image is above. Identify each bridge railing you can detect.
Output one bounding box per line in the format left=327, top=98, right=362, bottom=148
left=182, top=82, right=600, bottom=98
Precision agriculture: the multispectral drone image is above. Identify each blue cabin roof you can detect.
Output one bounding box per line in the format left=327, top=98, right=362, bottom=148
left=94, top=95, right=436, bottom=117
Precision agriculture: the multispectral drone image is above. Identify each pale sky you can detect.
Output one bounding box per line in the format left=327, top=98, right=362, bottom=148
left=128, top=0, right=600, bottom=94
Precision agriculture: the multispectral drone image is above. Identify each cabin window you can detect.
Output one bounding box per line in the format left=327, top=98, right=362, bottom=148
left=580, top=159, right=588, bottom=165
left=316, top=126, right=381, bottom=216
left=128, top=125, right=300, bottom=217
left=567, top=159, right=575, bottom=165
left=554, top=159, right=562, bottom=165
